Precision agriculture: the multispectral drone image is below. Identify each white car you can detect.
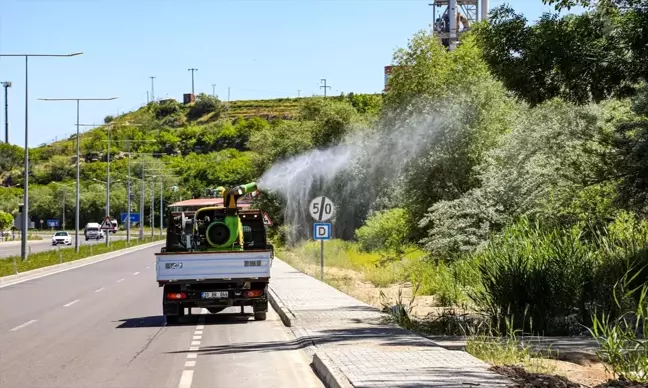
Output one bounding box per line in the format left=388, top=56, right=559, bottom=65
left=52, top=231, right=72, bottom=246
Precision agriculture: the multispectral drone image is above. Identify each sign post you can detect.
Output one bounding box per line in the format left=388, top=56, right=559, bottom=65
left=309, top=196, right=335, bottom=280
left=100, top=216, right=113, bottom=247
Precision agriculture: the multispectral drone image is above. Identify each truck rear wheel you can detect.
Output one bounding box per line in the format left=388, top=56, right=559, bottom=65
left=254, top=312, right=267, bottom=321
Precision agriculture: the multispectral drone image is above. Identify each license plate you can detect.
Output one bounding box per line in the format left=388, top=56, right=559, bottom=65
left=202, top=291, right=228, bottom=299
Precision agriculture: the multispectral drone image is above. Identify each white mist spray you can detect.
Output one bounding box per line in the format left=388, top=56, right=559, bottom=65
left=258, top=99, right=466, bottom=244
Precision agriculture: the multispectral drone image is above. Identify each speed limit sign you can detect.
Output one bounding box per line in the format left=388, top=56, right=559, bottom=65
left=309, top=196, right=335, bottom=222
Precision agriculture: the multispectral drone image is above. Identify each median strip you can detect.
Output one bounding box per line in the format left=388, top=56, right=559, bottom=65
left=0, top=239, right=165, bottom=288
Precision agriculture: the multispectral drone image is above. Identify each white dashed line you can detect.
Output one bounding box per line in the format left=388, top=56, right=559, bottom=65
left=145, top=266, right=150, bottom=269
left=63, top=300, right=80, bottom=307
left=178, top=370, right=194, bottom=388
left=133, top=272, right=140, bottom=276
left=95, top=287, right=105, bottom=293
left=178, top=309, right=206, bottom=388
left=116, top=278, right=124, bottom=283
left=9, top=319, right=37, bottom=332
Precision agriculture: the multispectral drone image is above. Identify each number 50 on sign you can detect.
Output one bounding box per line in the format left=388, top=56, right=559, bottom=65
left=309, top=196, right=335, bottom=222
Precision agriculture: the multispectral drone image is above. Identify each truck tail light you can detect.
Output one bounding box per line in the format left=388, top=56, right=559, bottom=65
left=167, top=292, right=187, bottom=300
left=244, top=290, right=263, bottom=298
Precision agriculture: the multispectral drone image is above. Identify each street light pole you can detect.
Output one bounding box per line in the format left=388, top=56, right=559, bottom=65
left=0, top=52, right=82, bottom=260
left=38, top=96, right=117, bottom=252
left=1, top=81, right=11, bottom=144
left=151, top=176, right=155, bottom=239
left=159, top=178, right=163, bottom=238
left=140, top=169, right=145, bottom=240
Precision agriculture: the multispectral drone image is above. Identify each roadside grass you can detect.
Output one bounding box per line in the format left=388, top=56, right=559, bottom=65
left=0, top=233, right=42, bottom=243
left=0, top=236, right=164, bottom=277
left=279, top=239, right=428, bottom=288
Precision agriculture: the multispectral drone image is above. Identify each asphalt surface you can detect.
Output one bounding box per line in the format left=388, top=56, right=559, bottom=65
left=0, top=245, right=323, bottom=388
left=0, top=235, right=128, bottom=259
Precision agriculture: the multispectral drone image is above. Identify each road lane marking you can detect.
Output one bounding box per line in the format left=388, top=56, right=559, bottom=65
left=178, top=370, right=194, bottom=388
left=184, top=360, right=196, bottom=367
left=189, top=346, right=199, bottom=351
left=145, top=266, right=150, bottom=269
left=117, top=278, right=125, bottom=283
left=191, top=340, right=200, bottom=346
left=194, top=330, right=203, bottom=335
left=193, top=335, right=201, bottom=340
left=186, top=353, right=197, bottom=359
left=133, top=272, right=140, bottom=275
left=95, top=287, right=105, bottom=293
left=63, top=299, right=80, bottom=307
left=196, top=325, right=204, bottom=330
left=9, top=319, right=37, bottom=332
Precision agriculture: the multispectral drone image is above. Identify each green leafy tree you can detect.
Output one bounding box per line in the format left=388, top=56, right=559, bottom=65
left=355, top=208, right=409, bottom=253
left=0, top=211, right=13, bottom=231
left=475, top=4, right=646, bottom=106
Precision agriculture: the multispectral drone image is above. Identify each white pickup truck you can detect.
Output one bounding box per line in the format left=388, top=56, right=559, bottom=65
left=155, top=183, right=273, bottom=324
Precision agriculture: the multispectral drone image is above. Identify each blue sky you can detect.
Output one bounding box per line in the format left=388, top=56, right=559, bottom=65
left=0, top=0, right=584, bottom=148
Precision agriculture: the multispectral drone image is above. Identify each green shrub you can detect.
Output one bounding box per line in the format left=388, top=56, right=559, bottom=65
left=188, top=93, right=222, bottom=120
left=472, top=213, right=648, bottom=335
left=355, top=208, right=409, bottom=253
left=153, top=100, right=182, bottom=120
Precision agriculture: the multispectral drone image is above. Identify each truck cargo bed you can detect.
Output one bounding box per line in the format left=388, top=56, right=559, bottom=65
left=156, top=249, right=272, bottom=283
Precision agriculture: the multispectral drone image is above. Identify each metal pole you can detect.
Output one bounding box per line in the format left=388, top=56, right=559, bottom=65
left=159, top=179, right=163, bottom=238
left=105, top=126, right=110, bottom=247
left=3, top=82, right=8, bottom=143
left=62, top=190, right=66, bottom=231
left=126, top=144, right=131, bottom=243
left=151, top=179, right=154, bottom=239
left=211, top=84, right=216, bottom=97
left=75, top=99, right=80, bottom=253
left=21, top=56, right=28, bottom=261
left=320, top=240, right=324, bottom=280
left=150, top=76, right=155, bottom=101
left=449, top=0, right=458, bottom=50
left=140, top=171, right=144, bottom=240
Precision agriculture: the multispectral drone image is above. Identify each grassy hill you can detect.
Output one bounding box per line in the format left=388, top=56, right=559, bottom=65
left=0, top=91, right=383, bottom=227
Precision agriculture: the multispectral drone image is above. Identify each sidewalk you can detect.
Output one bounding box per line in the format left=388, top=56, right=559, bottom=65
left=269, top=258, right=512, bottom=388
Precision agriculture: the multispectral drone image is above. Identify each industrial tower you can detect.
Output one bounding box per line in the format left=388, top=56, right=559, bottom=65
left=431, top=0, right=489, bottom=50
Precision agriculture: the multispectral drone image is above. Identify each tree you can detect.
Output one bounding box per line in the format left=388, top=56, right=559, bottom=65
left=0, top=211, right=13, bottom=231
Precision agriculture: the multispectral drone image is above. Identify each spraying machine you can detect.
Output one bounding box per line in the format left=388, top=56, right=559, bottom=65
left=155, top=182, right=274, bottom=324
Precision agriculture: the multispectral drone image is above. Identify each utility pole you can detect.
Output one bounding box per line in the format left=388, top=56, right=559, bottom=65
left=105, top=124, right=111, bottom=247
left=228, top=87, right=230, bottom=102
left=62, top=189, right=66, bottom=231
left=211, top=84, right=216, bottom=97
left=188, top=68, right=198, bottom=95
left=1, top=82, right=10, bottom=143
left=150, top=76, right=156, bottom=101
left=320, top=79, right=331, bottom=97
left=297, top=90, right=301, bottom=98
left=146, top=91, right=149, bottom=104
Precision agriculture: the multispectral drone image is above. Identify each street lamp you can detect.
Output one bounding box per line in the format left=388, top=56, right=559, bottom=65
left=0, top=51, right=83, bottom=260
left=1, top=81, right=11, bottom=143
left=38, top=96, right=118, bottom=252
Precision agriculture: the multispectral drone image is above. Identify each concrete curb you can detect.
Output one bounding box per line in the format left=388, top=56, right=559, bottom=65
left=268, top=284, right=294, bottom=327
left=313, top=352, right=354, bottom=388
left=0, top=240, right=165, bottom=288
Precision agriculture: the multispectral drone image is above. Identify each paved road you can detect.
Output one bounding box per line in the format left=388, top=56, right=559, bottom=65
left=0, top=235, right=129, bottom=259
left=0, top=246, right=322, bottom=388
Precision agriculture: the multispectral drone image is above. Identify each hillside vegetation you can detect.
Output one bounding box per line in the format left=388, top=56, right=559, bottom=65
left=0, top=92, right=382, bottom=227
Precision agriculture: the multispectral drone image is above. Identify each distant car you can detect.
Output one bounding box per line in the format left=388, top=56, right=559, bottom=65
left=52, top=231, right=72, bottom=246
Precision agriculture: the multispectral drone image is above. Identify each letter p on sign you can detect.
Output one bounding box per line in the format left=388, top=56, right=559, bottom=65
left=313, top=223, right=332, bottom=240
